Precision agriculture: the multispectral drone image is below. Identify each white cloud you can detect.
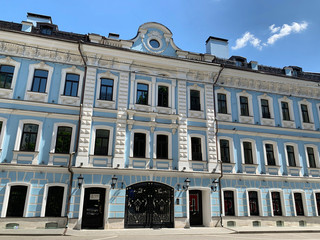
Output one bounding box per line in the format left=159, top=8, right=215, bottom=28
left=232, top=32, right=262, bottom=50
left=269, top=24, right=280, bottom=33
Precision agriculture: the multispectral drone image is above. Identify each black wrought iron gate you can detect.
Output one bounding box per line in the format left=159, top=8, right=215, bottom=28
left=124, top=182, right=174, bottom=228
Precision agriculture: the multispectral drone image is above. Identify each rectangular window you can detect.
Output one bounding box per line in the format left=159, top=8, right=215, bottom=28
left=281, top=101, right=290, bottom=121
left=248, top=191, right=259, bottom=216
left=191, top=137, right=202, bottom=161
left=0, top=65, right=15, bottom=89
left=136, top=83, right=148, bottom=105
left=224, top=191, right=235, bottom=216
left=243, top=141, right=253, bottom=164
left=190, top=90, right=200, bottom=110
left=261, top=99, right=271, bottom=118
left=286, top=145, right=296, bottom=167
left=45, top=186, right=64, bottom=217
left=158, top=86, right=168, bottom=107
left=265, top=144, right=275, bottom=165
left=218, top=93, right=227, bottom=114
left=271, top=192, right=282, bottom=216
left=6, top=185, right=27, bottom=217
left=307, top=147, right=316, bottom=168
left=301, top=104, right=310, bottom=123
left=20, top=124, right=39, bottom=151
left=294, top=193, right=304, bottom=216
left=240, top=96, right=249, bottom=116
left=133, top=133, right=146, bottom=158
left=156, top=134, right=168, bottom=159
left=55, top=126, right=72, bottom=154
left=316, top=193, right=320, bottom=216
left=220, top=139, right=230, bottom=163
left=100, top=78, right=113, bottom=101
left=94, top=129, right=110, bottom=156
left=31, top=69, right=48, bottom=93
left=0, top=121, right=2, bottom=135
left=64, top=73, right=79, bottom=97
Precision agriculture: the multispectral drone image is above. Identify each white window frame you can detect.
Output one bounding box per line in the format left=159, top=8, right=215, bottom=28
left=237, top=91, right=254, bottom=124
left=263, top=140, right=280, bottom=166
left=156, top=82, right=172, bottom=108
left=24, top=62, right=54, bottom=102
left=298, top=99, right=314, bottom=130
left=215, top=88, right=231, bottom=121
left=304, top=144, right=319, bottom=168
left=153, top=131, right=172, bottom=160
left=14, top=119, right=42, bottom=152
left=40, top=183, right=68, bottom=217
left=135, top=80, right=152, bottom=106
left=1, top=182, right=31, bottom=217
left=90, top=125, right=114, bottom=156
left=284, top=142, right=300, bottom=167
left=217, top=136, right=235, bottom=163
left=50, top=123, right=76, bottom=154
left=0, top=57, right=21, bottom=99
left=95, top=71, right=118, bottom=109
left=188, top=84, right=205, bottom=118
left=130, top=129, right=150, bottom=158
left=246, top=188, right=263, bottom=216
left=313, top=190, right=320, bottom=216
left=240, top=138, right=257, bottom=164
left=278, top=97, right=295, bottom=128
left=269, top=189, right=286, bottom=216
left=58, top=66, right=84, bottom=105
left=291, top=190, right=308, bottom=216
left=222, top=188, right=238, bottom=216
left=0, top=117, right=7, bottom=151
left=188, top=133, right=206, bottom=161
left=257, top=94, right=275, bottom=126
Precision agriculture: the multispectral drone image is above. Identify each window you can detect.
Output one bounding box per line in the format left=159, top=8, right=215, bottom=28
left=316, top=193, right=320, bottom=216
left=261, top=99, right=270, bottom=118
left=55, top=126, right=72, bottom=154
left=218, top=93, right=227, bottom=114
left=240, top=96, right=249, bottom=116
left=265, top=144, right=275, bottom=165
left=156, top=134, right=168, bottom=159
left=248, top=191, right=259, bottom=216
left=40, top=26, right=53, bottom=35
left=133, top=133, right=146, bottom=158
left=220, top=139, right=230, bottom=163
left=6, top=185, right=28, bottom=217
left=45, top=186, right=64, bottom=217
left=94, top=129, right=110, bottom=156
left=99, top=78, right=113, bottom=101
left=136, top=83, right=148, bottom=105
left=31, top=69, right=48, bottom=93
left=190, top=90, right=200, bottom=111
left=301, top=104, right=310, bottom=123
left=64, top=73, right=79, bottom=97
left=158, top=86, right=168, bottom=107
left=271, top=192, right=282, bottom=216
left=224, top=191, right=235, bottom=216
left=0, top=121, right=2, bottom=135
left=20, top=124, right=39, bottom=151
left=191, top=137, right=202, bottom=161
left=281, top=101, right=290, bottom=121
left=149, top=39, right=160, bottom=48
left=0, top=65, right=14, bottom=89
left=286, top=145, right=296, bottom=167
left=307, top=147, right=316, bottom=168
left=294, top=193, right=304, bottom=216
left=243, top=141, right=253, bottom=164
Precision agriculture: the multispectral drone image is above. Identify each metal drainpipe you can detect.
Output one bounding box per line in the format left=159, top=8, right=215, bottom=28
left=213, top=64, right=224, bottom=227
left=62, top=41, right=88, bottom=236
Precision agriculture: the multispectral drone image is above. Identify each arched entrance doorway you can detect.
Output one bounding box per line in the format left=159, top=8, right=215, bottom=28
left=125, top=181, right=174, bottom=228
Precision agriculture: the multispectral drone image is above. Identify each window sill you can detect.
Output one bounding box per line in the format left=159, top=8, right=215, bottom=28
left=0, top=87, right=13, bottom=98
left=282, top=120, right=296, bottom=128
left=188, top=160, right=207, bottom=171
left=308, top=168, right=320, bottom=177
left=221, top=162, right=235, bottom=173
left=48, top=152, right=70, bottom=166
left=89, top=155, right=112, bottom=167
left=239, top=115, right=254, bottom=124
left=242, top=163, right=258, bottom=174
left=261, top=118, right=275, bottom=126
left=25, top=91, right=48, bottom=102
left=302, top=122, right=314, bottom=130
left=134, top=104, right=152, bottom=112
left=153, top=158, right=173, bottom=170
left=188, top=110, right=204, bottom=119
left=287, top=166, right=302, bottom=176
left=156, top=106, right=175, bottom=114
left=96, top=99, right=116, bottom=109
left=59, top=95, right=80, bottom=106
left=12, top=150, right=39, bottom=164
left=265, top=165, right=280, bottom=175
left=216, top=113, right=232, bottom=122
left=129, top=157, right=150, bottom=169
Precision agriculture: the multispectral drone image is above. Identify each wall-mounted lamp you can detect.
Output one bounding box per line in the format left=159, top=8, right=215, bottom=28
left=77, top=174, right=84, bottom=189
left=183, top=178, right=191, bottom=190
left=111, top=175, right=118, bottom=189
left=211, top=179, right=219, bottom=192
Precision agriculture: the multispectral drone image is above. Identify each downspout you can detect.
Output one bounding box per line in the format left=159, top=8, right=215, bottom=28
left=212, top=64, right=224, bottom=227
left=62, top=41, right=88, bottom=236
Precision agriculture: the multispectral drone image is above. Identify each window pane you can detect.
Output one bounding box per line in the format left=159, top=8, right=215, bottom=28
left=158, top=86, right=168, bottom=107
left=133, top=133, right=146, bottom=158
left=224, top=191, right=235, bottom=216
left=0, top=121, right=2, bottom=135
left=286, top=145, right=296, bottom=167
left=64, top=74, right=79, bottom=96
left=100, top=78, right=113, bottom=101
left=157, top=134, right=168, bottom=159
left=136, top=83, right=148, bottom=105
left=294, top=193, right=304, bottom=216
left=55, top=126, right=72, bottom=154
left=190, top=90, right=200, bottom=110
left=261, top=99, right=270, bottom=118
left=240, top=96, right=249, bottom=116
left=218, top=93, right=227, bottom=114
left=191, top=137, right=202, bottom=160
left=31, top=69, right=48, bottom=93
left=20, top=124, right=39, bottom=151
left=248, top=191, right=259, bottom=216
left=220, top=139, right=230, bottom=163
left=316, top=193, right=320, bottom=216
left=281, top=102, right=290, bottom=121
left=94, top=129, right=110, bottom=155
left=243, top=142, right=253, bottom=164
left=301, top=104, right=310, bottom=123
left=307, top=147, right=316, bottom=168
left=45, top=186, right=64, bottom=217
left=272, top=192, right=282, bottom=216
left=6, top=186, right=27, bottom=217
left=266, top=144, right=275, bottom=165
left=0, top=65, right=14, bottom=89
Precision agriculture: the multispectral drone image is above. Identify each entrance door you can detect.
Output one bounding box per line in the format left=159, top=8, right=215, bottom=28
left=189, top=190, right=203, bottom=226
left=81, top=188, right=106, bottom=229
left=6, top=185, right=28, bottom=217
left=125, top=182, right=174, bottom=228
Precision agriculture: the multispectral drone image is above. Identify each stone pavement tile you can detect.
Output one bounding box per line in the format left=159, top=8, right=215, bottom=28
left=229, top=227, right=320, bottom=234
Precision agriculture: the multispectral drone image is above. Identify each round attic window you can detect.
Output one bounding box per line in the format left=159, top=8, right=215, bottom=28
left=149, top=39, right=160, bottom=49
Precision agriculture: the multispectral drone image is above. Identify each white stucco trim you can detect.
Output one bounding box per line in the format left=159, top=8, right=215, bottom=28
left=215, top=88, right=232, bottom=122
left=245, top=188, right=263, bottom=216
left=0, top=117, right=7, bottom=150
left=240, top=138, right=257, bottom=164
left=217, top=136, right=235, bottom=163
left=278, top=96, right=295, bottom=128
left=298, top=99, right=314, bottom=130
left=237, top=90, right=254, bottom=124
left=283, top=142, right=300, bottom=167
left=222, top=188, right=238, bottom=216
left=129, top=129, right=150, bottom=158
left=0, top=57, right=21, bottom=99
left=257, top=93, right=275, bottom=126
left=95, top=71, right=118, bottom=109
left=153, top=131, right=172, bottom=159
left=187, top=84, right=205, bottom=118
left=262, top=140, right=280, bottom=166
left=304, top=144, right=320, bottom=168
left=90, top=125, right=114, bottom=156
left=269, top=189, right=286, bottom=217
left=188, top=133, right=206, bottom=161
left=291, top=190, right=308, bottom=216
left=50, top=122, right=76, bottom=154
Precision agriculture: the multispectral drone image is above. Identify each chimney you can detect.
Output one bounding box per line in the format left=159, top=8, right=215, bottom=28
left=206, top=36, right=229, bottom=59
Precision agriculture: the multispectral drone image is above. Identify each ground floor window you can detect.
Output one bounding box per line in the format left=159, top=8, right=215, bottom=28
left=45, top=186, right=65, bottom=217
left=271, top=192, right=282, bottom=216
left=316, top=193, right=320, bottom=216
left=248, top=191, right=259, bottom=216
left=6, top=185, right=27, bottom=217
left=294, top=193, right=304, bottom=216
left=224, top=191, right=235, bottom=216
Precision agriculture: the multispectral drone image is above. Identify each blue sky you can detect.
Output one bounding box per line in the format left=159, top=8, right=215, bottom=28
left=2, top=0, right=320, bottom=72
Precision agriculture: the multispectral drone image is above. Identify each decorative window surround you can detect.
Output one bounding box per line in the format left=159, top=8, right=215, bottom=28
left=0, top=117, right=7, bottom=154
left=153, top=159, right=172, bottom=170
left=132, top=79, right=152, bottom=112
left=284, top=142, right=301, bottom=176
left=263, top=141, right=281, bottom=176
left=218, top=136, right=235, bottom=173
left=0, top=57, right=21, bottom=99
left=40, top=183, right=68, bottom=217
left=129, top=129, right=150, bottom=157
left=222, top=188, right=239, bottom=216
left=58, top=66, right=84, bottom=106
left=155, top=80, right=176, bottom=114
left=48, top=122, right=76, bottom=165
left=95, top=71, right=118, bottom=109
left=188, top=84, right=205, bottom=119
left=291, top=190, right=308, bottom=216
left=24, top=62, right=53, bottom=102
left=305, top=145, right=320, bottom=177
left=258, top=94, right=275, bottom=126
left=188, top=133, right=206, bottom=161
left=240, top=138, right=258, bottom=174
left=278, top=96, right=295, bottom=128
left=153, top=131, right=172, bottom=159
left=298, top=99, right=314, bottom=130
left=237, top=91, right=254, bottom=124
left=1, top=182, right=31, bottom=217
left=246, top=189, right=263, bottom=216
left=269, top=189, right=286, bottom=217
left=313, top=190, right=320, bottom=216
left=12, top=119, right=43, bottom=164
left=215, top=88, right=231, bottom=122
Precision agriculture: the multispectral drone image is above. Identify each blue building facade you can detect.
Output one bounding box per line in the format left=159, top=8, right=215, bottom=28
left=0, top=13, right=319, bottom=230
